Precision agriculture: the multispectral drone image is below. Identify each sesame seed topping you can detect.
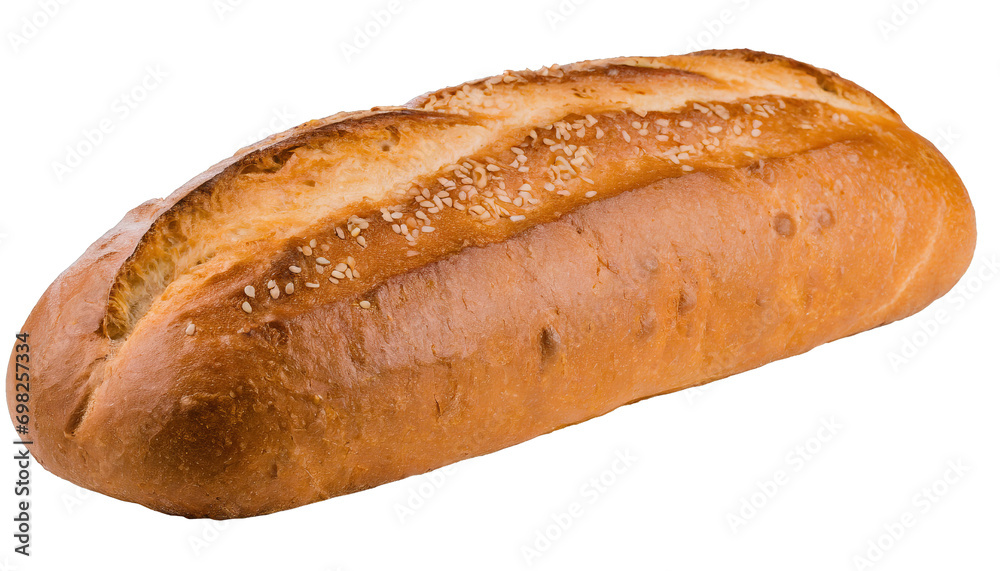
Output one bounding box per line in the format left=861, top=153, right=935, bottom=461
left=242, top=301, right=253, bottom=314
left=679, top=120, right=693, bottom=128
left=270, top=287, right=280, bottom=299
left=622, top=131, right=631, bottom=143
left=316, top=257, right=331, bottom=265
left=185, top=323, right=196, bottom=336
left=708, top=126, right=723, bottom=134
left=267, top=280, right=276, bottom=289
left=244, top=285, right=256, bottom=298
left=289, top=266, right=302, bottom=274
left=334, top=263, right=348, bottom=272
left=309, top=239, right=317, bottom=248
left=681, top=165, right=694, bottom=172
left=285, top=283, right=295, bottom=295
left=751, top=129, right=762, bottom=137
left=302, top=246, right=313, bottom=256
left=510, top=215, right=526, bottom=222
left=305, top=282, right=320, bottom=288
left=584, top=190, right=597, bottom=198
left=359, top=300, right=371, bottom=309
left=357, top=236, right=367, bottom=247
left=347, top=256, right=356, bottom=268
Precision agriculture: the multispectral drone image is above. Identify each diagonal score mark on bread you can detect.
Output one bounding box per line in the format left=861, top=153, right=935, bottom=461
left=103, top=53, right=898, bottom=342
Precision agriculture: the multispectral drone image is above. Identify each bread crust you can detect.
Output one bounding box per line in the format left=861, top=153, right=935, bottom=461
left=6, top=50, right=975, bottom=518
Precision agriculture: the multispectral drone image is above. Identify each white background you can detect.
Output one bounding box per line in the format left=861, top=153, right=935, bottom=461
left=1, top=0, right=997, bottom=569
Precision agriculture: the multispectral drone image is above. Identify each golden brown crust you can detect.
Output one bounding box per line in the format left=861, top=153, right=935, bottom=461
left=6, top=50, right=975, bottom=518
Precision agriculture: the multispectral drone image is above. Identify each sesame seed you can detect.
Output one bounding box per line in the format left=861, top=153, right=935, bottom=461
left=406, top=250, right=419, bottom=257
left=359, top=300, right=371, bottom=309
left=306, top=282, right=320, bottom=288
left=347, top=256, right=356, bottom=269
left=185, top=323, right=196, bottom=336
left=391, top=211, right=403, bottom=220
left=331, top=270, right=346, bottom=279
left=267, top=280, right=276, bottom=289
left=329, top=277, right=339, bottom=284
left=679, top=120, right=693, bottom=128
left=242, top=301, right=253, bottom=313
left=270, top=287, right=280, bottom=299
left=309, top=239, right=317, bottom=248
left=752, top=120, right=763, bottom=129
left=556, top=190, right=571, bottom=196
left=510, top=215, right=526, bottom=222
left=302, top=246, right=313, bottom=256
left=511, top=147, right=524, bottom=155
left=357, top=236, right=367, bottom=247
left=733, top=124, right=743, bottom=135
left=421, top=225, right=435, bottom=233
left=596, top=128, right=604, bottom=139
left=316, top=265, right=325, bottom=274
left=631, top=121, right=642, bottom=129
left=334, top=263, right=348, bottom=272
left=316, top=257, right=331, bottom=265
left=289, top=266, right=302, bottom=274
left=486, top=164, right=500, bottom=172
left=350, top=227, right=361, bottom=237
left=708, top=126, right=723, bottom=134
left=743, top=103, right=753, bottom=114
left=681, top=165, right=694, bottom=172
left=751, top=129, right=761, bottom=137
left=244, top=285, right=256, bottom=298
left=285, top=283, right=295, bottom=295
left=622, top=131, right=631, bottom=143
left=336, top=227, right=346, bottom=240
left=584, top=190, right=597, bottom=198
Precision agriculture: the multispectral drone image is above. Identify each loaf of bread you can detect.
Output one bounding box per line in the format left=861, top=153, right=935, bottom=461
left=6, top=50, right=976, bottom=518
